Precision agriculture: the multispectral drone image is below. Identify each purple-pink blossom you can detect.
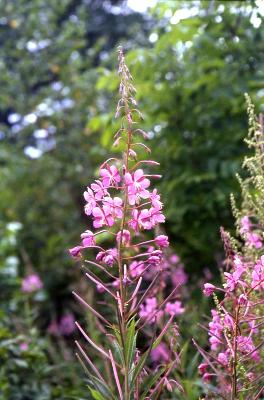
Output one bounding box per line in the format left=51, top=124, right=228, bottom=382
left=151, top=342, right=170, bottom=363
left=124, top=169, right=150, bottom=205
left=59, top=313, right=75, bottom=336
left=155, top=235, right=169, bottom=248
left=21, top=274, right=43, bottom=293
left=203, top=283, right=216, bottom=296
left=165, top=301, right=184, bottom=316
left=100, top=165, right=121, bottom=187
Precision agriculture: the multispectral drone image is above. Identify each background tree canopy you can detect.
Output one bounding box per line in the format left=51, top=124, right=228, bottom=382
left=0, top=0, right=264, bottom=398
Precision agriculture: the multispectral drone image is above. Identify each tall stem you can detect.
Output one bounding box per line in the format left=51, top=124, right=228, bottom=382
left=116, top=63, right=133, bottom=399
left=231, top=304, right=240, bottom=400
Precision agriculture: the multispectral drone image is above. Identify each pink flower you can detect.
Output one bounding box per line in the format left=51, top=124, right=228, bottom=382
left=129, top=261, right=145, bottom=278
left=81, top=230, right=95, bottom=247
left=96, top=248, right=117, bottom=266
left=96, top=283, right=105, bottom=293
left=246, top=232, right=262, bottom=249
left=237, top=336, right=259, bottom=361
left=170, top=254, right=180, bottom=264
left=69, top=245, right=83, bottom=258
left=208, top=310, right=223, bottom=350
left=116, top=229, right=131, bottom=246
left=224, top=272, right=242, bottom=292
left=125, top=169, right=150, bottom=205
left=59, top=313, right=75, bottom=335
left=203, top=283, right=216, bottom=297
left=22, top=274, right=43, bottom=293
left=92, top=206, right=114, bottom=228
left=19, top=342, right=29, bottom=351
left=103, top=196, right=123, bottom=219
left=217, top=352, right=229, bottom=366
left=151, top=342, right=170, bottom=363
left=198, top=363, right=208, bottom=375
left=240, top=216, right=251, bottom=234
left=149, top=207, right=165, bottom=226
left=91, top=180, right=108, bottom=200
left=155, top=235, right=169, bottom=248
left=202, top=373, right=213, bottom=382
left=139, top=297, right=162, bottom=323
left=104, top=249, right=118, bottom=266
left=84, top=187, right=97, bottom=215
left=238, top=293, right=248, bottom=305
left=129, top=209, right=152, bottom=231
left=100, top=165, right=121, bottom=187
left=150, top=189, right=163, bottom=210
left=165, top=301, right=184, bottom=316
left=252, top=256, right=264, bottom=290
left=171, top=266, right=188, bottom=286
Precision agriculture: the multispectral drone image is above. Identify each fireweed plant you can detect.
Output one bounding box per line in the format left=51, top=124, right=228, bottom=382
left=69, top=48, right=184, bottom=399
left=196, top=97, right=264, bottom=400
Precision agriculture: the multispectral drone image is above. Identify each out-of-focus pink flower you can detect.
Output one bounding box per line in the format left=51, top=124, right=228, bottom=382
left=22, top=274, right=43, bottom=293
left=208, top=310, right=223, bottom=351
left=203, top=283, right=216, bottom=297
left=155, top=235, right=169, bottom=248
left=198, top=363, right=208, bottom=375
left=246, top=232, right=262, bottom=249
left=170, top=254, right=180, bottom=264
left=237, top=336, right=260, bottom=361
left=165, top=301, right=184, bottom=316
left=202, top=373, right=213, bottom=382
left=151, top=342, right=170, bottom=363
left=129, top=261, right=145, bottom=278
left=19, top=342, right=29, bottom=351
left=100, top=165, right=121, bottom=188
left=139, top=297, right=162, bottom=323
left=217, top=352, right=229, bottom=366
left=252, top=256, right=264, bottom=290
left=59, top=313, right=75, bottom=336
left=171, top=265, right=188, bottom=286
left=240, top=216, right=251, bottom=234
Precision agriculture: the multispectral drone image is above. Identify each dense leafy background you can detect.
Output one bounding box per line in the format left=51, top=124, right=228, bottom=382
left=0, top=0, right=263, bottom=398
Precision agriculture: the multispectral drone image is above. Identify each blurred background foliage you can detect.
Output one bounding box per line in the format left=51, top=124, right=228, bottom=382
left=0, top=0, right=263, bottom=398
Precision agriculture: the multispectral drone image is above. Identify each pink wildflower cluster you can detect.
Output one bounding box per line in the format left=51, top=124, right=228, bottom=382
left=197, top=232, right=264, bottom=398
left=240, top=216, right=262, bottom=249
left=69, top=48, right=184, bottom=397
left=48, top=312, right=76, bottom=336
left=21, top=273, right=43, bottom=293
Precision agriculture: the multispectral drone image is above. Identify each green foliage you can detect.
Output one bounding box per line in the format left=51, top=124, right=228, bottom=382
left=92, top=1, right=264, bottom=273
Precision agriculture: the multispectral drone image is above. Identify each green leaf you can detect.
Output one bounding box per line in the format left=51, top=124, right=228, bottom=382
left=89, top=388, right=106, bottom=400
left=87, top=375, right=114, bottom=400
left=125, top=317, right=137, bottom=370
